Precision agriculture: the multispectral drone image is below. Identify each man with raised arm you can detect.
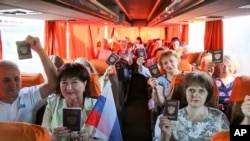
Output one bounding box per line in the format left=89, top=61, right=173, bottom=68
left=0, top=35, right=58, bottom=123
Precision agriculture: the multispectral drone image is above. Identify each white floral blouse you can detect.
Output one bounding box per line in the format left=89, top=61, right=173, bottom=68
left=154, top=107, right=230, bottom=141
left=171, top=107, right=229, bottom=141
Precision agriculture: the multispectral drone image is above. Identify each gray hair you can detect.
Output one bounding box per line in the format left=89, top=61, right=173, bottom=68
left=0, top=60, right=19, bottom=71
left=49, top=55, right=64, bottom=70
left=223, top=54, right=239, bottom=74
left=74, top=57, right=98, bottom=74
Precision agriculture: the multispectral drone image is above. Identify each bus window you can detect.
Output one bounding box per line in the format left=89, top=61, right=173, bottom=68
left=223, top=15, right=250, bottom=75
left=0, top=16, right=45, bottom=74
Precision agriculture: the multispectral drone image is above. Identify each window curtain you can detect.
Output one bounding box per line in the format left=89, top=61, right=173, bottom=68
left=165, top=24, right=189, bottom=43
left=181, top=24, right=189, bottom=44
left=90, top=25, right=102, bottom=48
left=98, top=26, right=105, bottom=41
left=44, top=21, right=67, bottom=58
left=204, top=20, right=223, bottom=50
left=140, top=27, right=165, bottom=42
left=88, top=25, right=95, bottom=59
left=114, top=27, right=164, bottom=43
left=115, top=27, right=139, bottom=42
left=68, top=21, right=94, bottom=60
left=0, top=30, right=2, bottom=59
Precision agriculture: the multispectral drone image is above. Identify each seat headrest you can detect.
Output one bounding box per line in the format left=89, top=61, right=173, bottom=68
left=229, top=75, right=250, bottom=102
left=21, top=72, right=44, bottom=88
left=0, top=122, right=51, bottom=141
left=89, top=59, right=116, bottom=75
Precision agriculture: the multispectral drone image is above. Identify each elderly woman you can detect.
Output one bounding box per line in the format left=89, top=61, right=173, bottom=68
left=154, top=71, right=229, bottom=141
left=207, top=54, right=239, bottom=111
left=42, top=63, right=101, bottom=141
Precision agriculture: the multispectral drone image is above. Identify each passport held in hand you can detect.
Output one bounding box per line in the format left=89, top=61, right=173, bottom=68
left=63, top=107, right=82, bottom=131
left=164, top=100, right=179, bottom=121
left=137, top=48, right=147, bottom=59
left=106, top=52, right=120, bottom=65
left=149, top=64, right=161, bottom=78
left=211, top=49, right=223, bottom=64
left=16, top=40, right=32, bottom=60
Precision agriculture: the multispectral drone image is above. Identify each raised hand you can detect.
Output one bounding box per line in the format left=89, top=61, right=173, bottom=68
left=241, top=95, right=250, bottom=118
left=136, top=57, right=145, bottom=66
left=25, top=35, right=42, bottom=52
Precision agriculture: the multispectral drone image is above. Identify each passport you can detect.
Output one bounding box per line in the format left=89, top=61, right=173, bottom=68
left=63, top=107, right=82, bottom=131
left=16, top=40, right=32, bottom=60
left=149, top=64, right=161, bottom=78
left=106, top=52, right=120, bottom=65
left=164, top=100, right=179, bottom=121
left=211, top=49, right=223, bottom=64
left=137, top=48, right=147, bottom=59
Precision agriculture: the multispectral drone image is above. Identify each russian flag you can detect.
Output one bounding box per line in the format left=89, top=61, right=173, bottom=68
left=85, top=80, right=123, bottom=141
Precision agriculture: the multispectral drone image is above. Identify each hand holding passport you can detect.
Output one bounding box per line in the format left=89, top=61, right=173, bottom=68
left=106, top=52, right=121, bottom=65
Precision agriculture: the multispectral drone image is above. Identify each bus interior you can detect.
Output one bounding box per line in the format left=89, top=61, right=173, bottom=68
left=0, top=0, right=250, bottom=74
left=1, top=0, right=250, bottom=140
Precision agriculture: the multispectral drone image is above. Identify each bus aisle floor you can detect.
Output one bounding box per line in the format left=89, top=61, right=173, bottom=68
left=122, top=73, right=152, bottom=141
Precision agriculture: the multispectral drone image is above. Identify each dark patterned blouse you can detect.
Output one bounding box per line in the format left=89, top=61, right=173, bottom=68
left=215, top=77, right=234, bottom=104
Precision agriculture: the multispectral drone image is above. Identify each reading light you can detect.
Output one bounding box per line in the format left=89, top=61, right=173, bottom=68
left=0, top=9, right=42, bottom=15
left=239, top=5, right=250, bottom=9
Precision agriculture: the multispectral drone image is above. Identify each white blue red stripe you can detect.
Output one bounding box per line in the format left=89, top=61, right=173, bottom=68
left=85, top=81, right=123, bottom=141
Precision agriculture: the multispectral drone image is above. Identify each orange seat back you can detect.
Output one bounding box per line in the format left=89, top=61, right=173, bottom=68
left=178, top=58, right=192, bottom=72
left=63, top=58, right=73, bottom=63
left=167, top=73, right=219, bottom=109
left=21, top=72, right=44, bottom=88
left=226, top=75, right=250, bottom=124
left=89, top=59, right=117, bottom=75
left=229, top=75, right=250, bottom=102
left=89, top=73, right=101, bottom=98
left=0, top=122, right=50, bottom=141
left=185, top=52, right=203, bottom=64
left=211, top=130, right=230, bottom=141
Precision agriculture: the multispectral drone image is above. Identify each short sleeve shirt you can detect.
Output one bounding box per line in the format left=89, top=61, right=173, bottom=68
left=0, top=86, right=42, bottom=123
left=157, top=75, right=171, bottom=97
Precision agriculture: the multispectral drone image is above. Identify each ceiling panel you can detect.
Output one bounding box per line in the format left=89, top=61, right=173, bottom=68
left=0, top=0, right=114, bottom=24
left=156, top=0, right=250, bottom=26
left=119, top=0, right=155, bottom=20
left=0, top=0, right=250, bottom=26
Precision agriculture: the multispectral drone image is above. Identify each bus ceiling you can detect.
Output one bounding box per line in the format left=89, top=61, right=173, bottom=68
left=0, top=0, right=250, bottom=27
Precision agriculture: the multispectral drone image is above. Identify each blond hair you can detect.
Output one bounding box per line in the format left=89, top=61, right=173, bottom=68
left=158, top=50, right=180, bottom=74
